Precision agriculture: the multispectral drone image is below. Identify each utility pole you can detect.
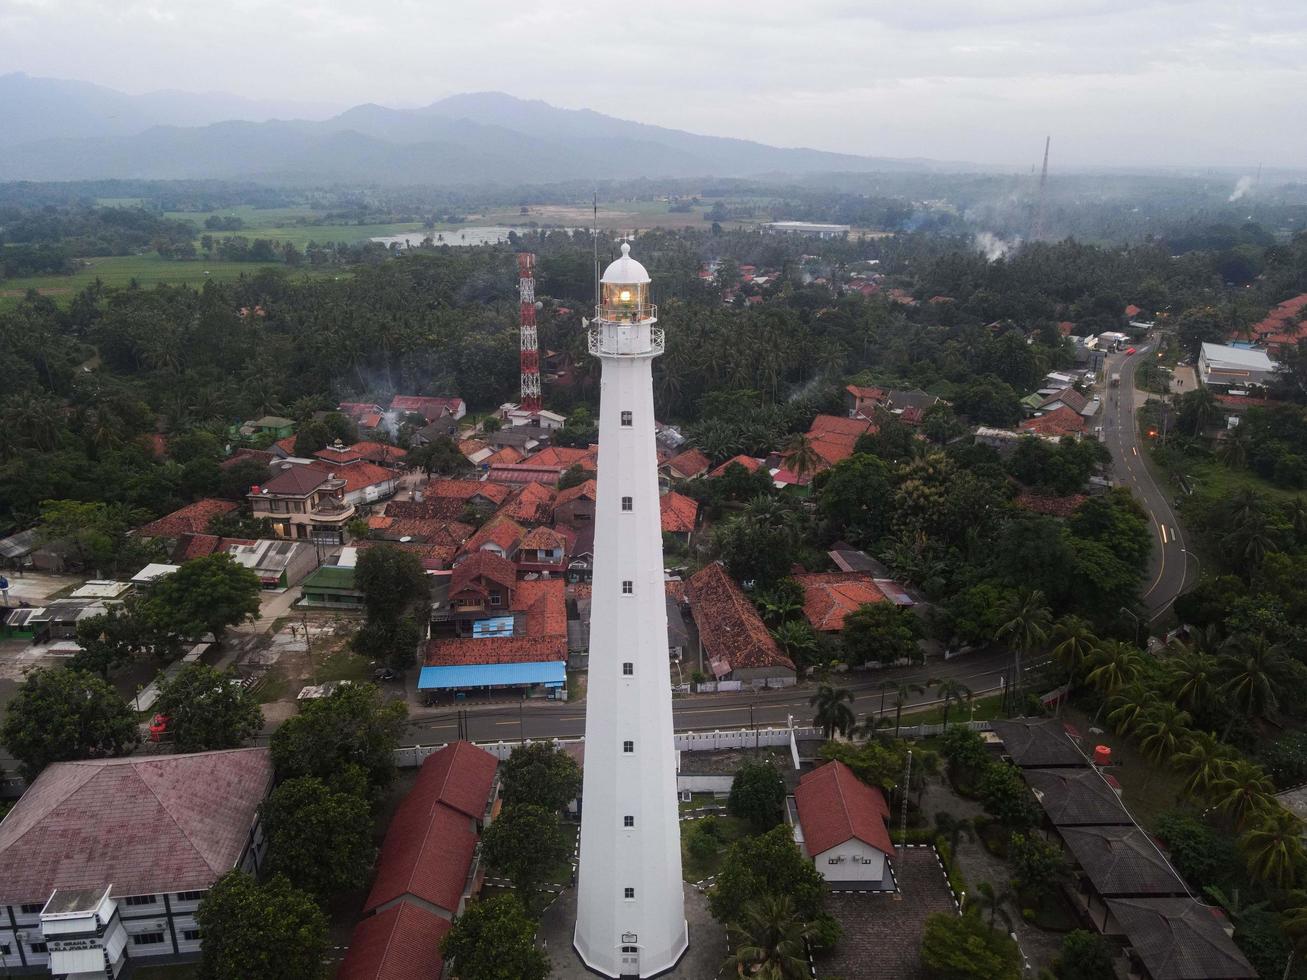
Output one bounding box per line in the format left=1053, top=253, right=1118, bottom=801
left=1031, top=136, right=1051, bottom=241
left=898, top=750, right=913, bottom=854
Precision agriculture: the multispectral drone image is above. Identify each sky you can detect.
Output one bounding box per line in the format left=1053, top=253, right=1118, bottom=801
left=1, top=0, right=1305, bottom=168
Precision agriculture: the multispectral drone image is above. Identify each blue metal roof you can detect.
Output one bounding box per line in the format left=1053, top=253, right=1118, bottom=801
left=418, top=661, right=566, bottom=690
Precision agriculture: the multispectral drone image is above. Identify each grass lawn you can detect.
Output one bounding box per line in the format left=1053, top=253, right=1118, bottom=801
left=0, top=253, right=344, bottom=309
left=316, top=645, right=373, bottom=684
left=907, top=693, right=1006, bottom=727
left=680, top=813, right=752, bottom=882
left=252, top=667, right=291, bottom=704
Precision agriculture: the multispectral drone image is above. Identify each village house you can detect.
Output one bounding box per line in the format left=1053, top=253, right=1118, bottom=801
left=446, top=551, right=519, bottom=632
left=661, top=447, right=712, bottom=482
left=516, top=526, right=572, bottom=575
left=1019, top=405, right=1086, bottom=439
left=791, top=760, right=893, bottom=890
left=389, top=395, right=467, bottom=425
left=686, top=563, right=796, bottom=685
left=792, top=571, right=912, bottom=634
left=496, top=481, right=557, bottom=526
left=659, top=490, right=700, bottom=545
left=707, top=455, right=765, bottom=479
left=313, top=440, right=408, bottom=469
left=337, top=401, right=387, bottom=432
left=0, top=749, right=272, bottom=976
left=459, top=515, right=525, bottom=562
left=249, top=465, right=354, bottom=545
left=298, top=564, right=366, bottom=608
left=845, top=384, right=888, bottom=419
left=553, top=479, right=598, bottom=526
left=134, top=498, right=240, bottom=546
left=239, top=415, right=295, bottom=441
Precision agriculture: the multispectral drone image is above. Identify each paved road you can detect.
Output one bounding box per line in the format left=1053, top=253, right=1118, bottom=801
left=1099, top=344, right=1196, bottom=624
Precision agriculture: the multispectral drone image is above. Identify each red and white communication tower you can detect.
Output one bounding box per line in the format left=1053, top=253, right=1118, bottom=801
left=518, top=252, right=541, bottom=412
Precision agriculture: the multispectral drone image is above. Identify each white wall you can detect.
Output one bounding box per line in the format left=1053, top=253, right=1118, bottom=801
left=814, top=839, right=887, bottom=884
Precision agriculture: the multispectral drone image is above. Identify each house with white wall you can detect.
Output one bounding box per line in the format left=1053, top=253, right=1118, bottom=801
left=791, top=760, right=894, bottom=890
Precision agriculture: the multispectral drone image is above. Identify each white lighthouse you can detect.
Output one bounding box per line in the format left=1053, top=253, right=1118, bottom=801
left=574, top=244, right=688, bottom=978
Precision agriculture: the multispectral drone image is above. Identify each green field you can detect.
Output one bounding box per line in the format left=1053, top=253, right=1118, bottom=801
left=0, top=253, right=346, bottom=309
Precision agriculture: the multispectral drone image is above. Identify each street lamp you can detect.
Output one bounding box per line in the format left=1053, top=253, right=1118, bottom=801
left=1120, top=606, right=1142, bottom=646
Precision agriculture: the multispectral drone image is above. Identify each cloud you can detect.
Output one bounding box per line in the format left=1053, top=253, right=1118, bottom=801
left=1, top=0, right=1305, bottom=167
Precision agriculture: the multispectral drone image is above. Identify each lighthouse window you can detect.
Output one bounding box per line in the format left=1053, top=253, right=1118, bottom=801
left=624, top=815, right=635, bottom=827
left=621, top=411, right=633, bottom=427
left=622, top=662, right=633, bottom=676
left=623, top=740, right=634, bottom=753
left=622, top=580, right=633, bottom=595
left=622, top=496, right=633, bottom=511
left=624, top=888, right=636, bottom=899
left=622, top=945, right=639, bottom=953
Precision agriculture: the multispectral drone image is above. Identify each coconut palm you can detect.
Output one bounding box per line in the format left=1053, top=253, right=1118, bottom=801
left=1240, top=807, right=1306, bottom=888
left=771, top=620, right=818, bottom=670
left=1208, top=760, right=1277, bottom=831
left=1086, top=641, right=1144, bottom=698
left=1105, top=681, right=1155, bottom=736
left=1050, top=615, right=1098, bottom=693
left=1166, top=651, right=1220, bottom=716
left=969, top=880, right=1016, bottom=930
left=721, top=894, right=814, bottom=980
left=1216, top=425, right=1252, bottom=469
left=810, top=683, right=856, bottom=740
left=929, top=677, right=974, bottom=732
left=994, top=588, right=1053, bottom=711
left=935, top=812, right=975, bottom=856
left=1220, top=634, right=1286, bottom=725
left=1173, top=732, right=1236, bottom=800
left=782, top=433, right=822, bottom=487
left=1134, top=704, right=1193, bottom=765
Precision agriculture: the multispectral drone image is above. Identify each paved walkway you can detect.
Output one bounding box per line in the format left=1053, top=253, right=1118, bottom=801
left=538, top=883, right=727, bottom=979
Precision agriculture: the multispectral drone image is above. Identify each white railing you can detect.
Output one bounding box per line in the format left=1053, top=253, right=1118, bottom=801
left=587, top=325, right=665, bottom=358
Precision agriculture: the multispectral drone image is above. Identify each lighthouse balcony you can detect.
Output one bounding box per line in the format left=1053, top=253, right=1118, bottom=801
left=588, top=324, right=665, bottom=358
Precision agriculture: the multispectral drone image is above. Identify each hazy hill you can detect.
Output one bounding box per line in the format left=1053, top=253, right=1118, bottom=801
left=0, top=77, right=933, bottom=184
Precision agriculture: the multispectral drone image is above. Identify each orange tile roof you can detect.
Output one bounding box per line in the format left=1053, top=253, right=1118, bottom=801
left=424, top=579, right=567, bottom=666
left=528, top=446, right=597, bottom=471
left=665, top=448, right=712, bottom=479
left=136, top=499, right=239, bottom=538
left=274, top=435, right=298, bottom=455
left=520, top=525, right=568, bottom=551
left=450, top=551, right=518, bottom=597
left=708, top=455, right=764, bottom=479
left=687, top=563, right=795, bottom=677
left=368, top=515, right=396, bottom=530
left=483, top=445, right=525, bottom=467
left=314, top=441, right=407, bottom=466
left=793, top=572, right=887, bottom=631
left=426, top=479, right=512, bottom=504
left=309, top=460, right=395, bottom=494
left=338, top=902, right=450, bottom=980
left=364, top=798, right=476, bottom=916
left=498, top=482, right=556, bottom=524
left=463, top=515, right=524, bottom=555
left=660, top=491, right=699, bottom=534
left=795, top=760, right=892, bottom=856
left=554, top=479, right=598, bottom=506
left=1019, top=405, right=1085, bottom=438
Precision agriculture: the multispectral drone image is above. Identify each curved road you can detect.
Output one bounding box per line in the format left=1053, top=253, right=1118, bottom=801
left=1100, top=343, right=1197, bottom=625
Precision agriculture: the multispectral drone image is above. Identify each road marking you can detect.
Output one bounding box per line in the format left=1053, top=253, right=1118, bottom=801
left=1160, top=524, right=1168, bottom=544
left=1133, top=446, right=1138, bottom=456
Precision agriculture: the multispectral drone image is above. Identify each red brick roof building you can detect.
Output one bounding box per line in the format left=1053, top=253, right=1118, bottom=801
left=135, top=498, right=239, bottom=539
left=663, top=448, right=712, bottom=481
left=528, top=445, right=598, bottom=472
left=498, top=481, right=557, bottom=526
left=389, top=395, right=466, bottom=424
left=336, top=902, right=451, bottom=980
left=426, top=577, right=568, bottom=666
left=795, top=760, right=893, bottom=858
left=686, top=563, right=795, bottom=682
left=660, top=491, right=699, bottom=538
left=314, top=441, right=408, bottom=468
left=793, top=572, right=888, bottom=632
left=1019, top=405, right=1086, bottom=439
left=707, top=455, right=765, bottom=479
left=461, top=515, right=525, bottom=559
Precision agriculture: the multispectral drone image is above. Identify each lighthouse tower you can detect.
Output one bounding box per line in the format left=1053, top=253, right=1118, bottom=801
left=574, top=244, right=688, bottom=978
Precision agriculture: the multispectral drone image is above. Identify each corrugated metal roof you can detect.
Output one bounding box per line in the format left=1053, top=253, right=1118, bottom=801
left=418, top=661, right=566, bottom=690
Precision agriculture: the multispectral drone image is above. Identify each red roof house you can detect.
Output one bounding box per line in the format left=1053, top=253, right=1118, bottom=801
left=364, top=786, right=478, bottom=918
left=135, top=499, right=239, bottom=539
left=461, top=515, right=525, bottom=559
left=1019, top=405, right=1086, bottom=439
left=793, top=572, right=889, bottom=632
left=686, top=563, right=795, bottom=682
left=663, top=448, right=712, bottom=481
left=660, top=491, right=699, bottom=539
left=707, top=455, right=765, bottom=479
left=337, top=902, right=451, bottom=980
left=389, top=395, right=466, bottom=424
left=794, top=760, right=893, bottom=887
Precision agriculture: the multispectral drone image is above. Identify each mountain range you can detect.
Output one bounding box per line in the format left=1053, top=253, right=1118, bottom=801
left=0, top=74, right=937, bottom=185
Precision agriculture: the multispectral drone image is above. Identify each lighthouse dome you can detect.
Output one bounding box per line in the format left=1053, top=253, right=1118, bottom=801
left=600, top=242, right=650, bottom=285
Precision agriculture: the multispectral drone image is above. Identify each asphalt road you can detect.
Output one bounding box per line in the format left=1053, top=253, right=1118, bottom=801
left=1100, top=343, right=1196, bottom=625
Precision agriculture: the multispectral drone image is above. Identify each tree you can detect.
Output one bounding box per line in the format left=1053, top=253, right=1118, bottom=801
left=260, top=768, right=374, bottom=899
left=929, top=677, right=973, bottom=731
left=155, top=663, right=263, bottom=753
left=710, top=826, right=835, bottom=946
left=354, top=544, right=431, bottom=622
left=1085, top=640, right=1144, bottom=697
left=0, top=667, right=139, bottom=781
left=728, top=759, right=786, bottom=831
left=558, top=463, right=590, bottom=490
left=969, top=880, right=1014, bottom=929
left=771, top=619, right=819, bottom=672
left=1173, top=732, right=1235, bottom=800
left=481, top=803, right=570, bottom=911
left=979, top=762, right=1040, bottom=830
left=196, top=871, right=327, bottom=980
left=994, top=588, right=1051, bottom=709
left=1050, top=615, right=1097, bottom=696
left=146, top=553, right=261, bottom=639
left=73, top=602, right=162, bottom=678
left=351, top=614, right=423, bottom=672
left=781, top=433, right=821, bottom=486
left=721, top=894, right=814, bottom=980
left=441, top=895, right=549, bottom=980
left=712, top=515, right=797, bottom=588
left=920, top=911, right=1021, bottom=980
left=1220, top=633, right=1287, bottom=724
left=810, top=683, right=856, bottom=739
left=1009, top=832, right=1065, bottom=900
left=499, top=741, right=581, bottom=811
left=271, top=682, right=408, bottom=792
left=1240, top=807, right=1306, bottom=888
left=1135, top=704, right=1193, bottom=765
left=814, top=453, right=892, bottom=548
left=1167, top=650, right=1220, bottom=717
left=1208, top=760, right=1277, bottom=831
left=1052, top=930, right=1116, bottom=980
left=841, top=602, right=922, bottom=666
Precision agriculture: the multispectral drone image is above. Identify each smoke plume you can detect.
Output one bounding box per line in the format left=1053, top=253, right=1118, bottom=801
left=1229, top=176, right=1254, bottom=202
left=974, top=231, right=1018, bottom=261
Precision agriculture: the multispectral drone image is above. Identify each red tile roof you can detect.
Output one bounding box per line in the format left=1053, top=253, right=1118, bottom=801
left=364, top=796, right=476, bottom=916
left=385, top=497, right=470, bottom=522
left=486, top=463, right=566, bottom=485
left=389, top=395, right=465, bottom=423
left=686, top=563, right=795, bottom=678
left=309, top=460, right=396, bottom=495
left=1019, top=405, right=1086, bottom=438
left=314, top=441, right=407, bottom=466
left=483, top=445, right=525, bottom=467
left=498, top=482, right=557, bottom=525
left=1057, top=321, right=1076, bottom=336
left=0, top=749, right=272, bottom=904
left=136, top=498, right=239, bottom=538
left=274, top=434, right=298, bottom=455
left=793, top=572, right=887, bottom=632
left=555, top=479, right=598, bottom=507
left=171, top=534, right=254, bottom=564
left=520, top=525, right=568, bottom=551
left=529, top=446, right=597, bottom=471
left=1124, top=304, right=1142, bottom=318
left=660, top=491, right=699, bottom=534
left=796, top=760, right=892, bottom=857
left=707, top=455, right=764, bottom=479
left=463, top=515, right=525, bottom=555
left=845, top=384, right=888, bottom=404
left=411, top=741, right=498, bottom=822
left=261, top=463, right=332, bottom=496
left=219, top=447, right=275, bottom=471
left=450, top=550, right=518, bottom=597
left=665, top=448, right=712, bottom=479
left=425, top=578, right=567, bottom=666
left=338, top=901, right=451, bottom=980
left=426, top=479, right=512, bottom=505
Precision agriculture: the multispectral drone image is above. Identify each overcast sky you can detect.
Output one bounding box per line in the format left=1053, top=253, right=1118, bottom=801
left=2, top=0, right=1304, bottom=168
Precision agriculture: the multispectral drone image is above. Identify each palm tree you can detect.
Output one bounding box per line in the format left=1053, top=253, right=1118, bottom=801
left=1240, top=807, right=1306, bottom=888
left=1105, top=681, right=1155, bottom=736
left=810, top=683, right=856, bottom=740
left=935, top=812, right=975, bottom=856
left=771, top=620, right=818, bottom=672
left=994, top=588, right=1052, bottom=711
left=1288, top=496, right=1307, bottom=546
left=969, top=881, right=1015, bottom=930
left=1134, top=704, right=1192, bottom=764
left=1086, top=641, right=1144, bottom=700
left=1166, top=650, right=1220, bottom=717
left=1050, top=615, right=1098, bottom=697
left=1216, top=424, right=1252, bottom=469
left=782, top=433, right=822, bottom=487
left=1173, top=732, right=1235, bottom=800
left=1208, top=760, right=1277, bottom=831
left=890, top=682, right=927, bottom=738
left=1220, top=634, right=1286, bottom=726
left=929, top=677, right=973, bottom=732
left=1202, top=885, right=1269, bottom=926
left=721, top=894, right=814, bottom=980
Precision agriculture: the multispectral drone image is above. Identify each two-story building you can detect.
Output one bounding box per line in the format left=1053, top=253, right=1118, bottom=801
left=249, top=464, right=355, bottom=545
left=0, top=749, right=272, bottom=976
